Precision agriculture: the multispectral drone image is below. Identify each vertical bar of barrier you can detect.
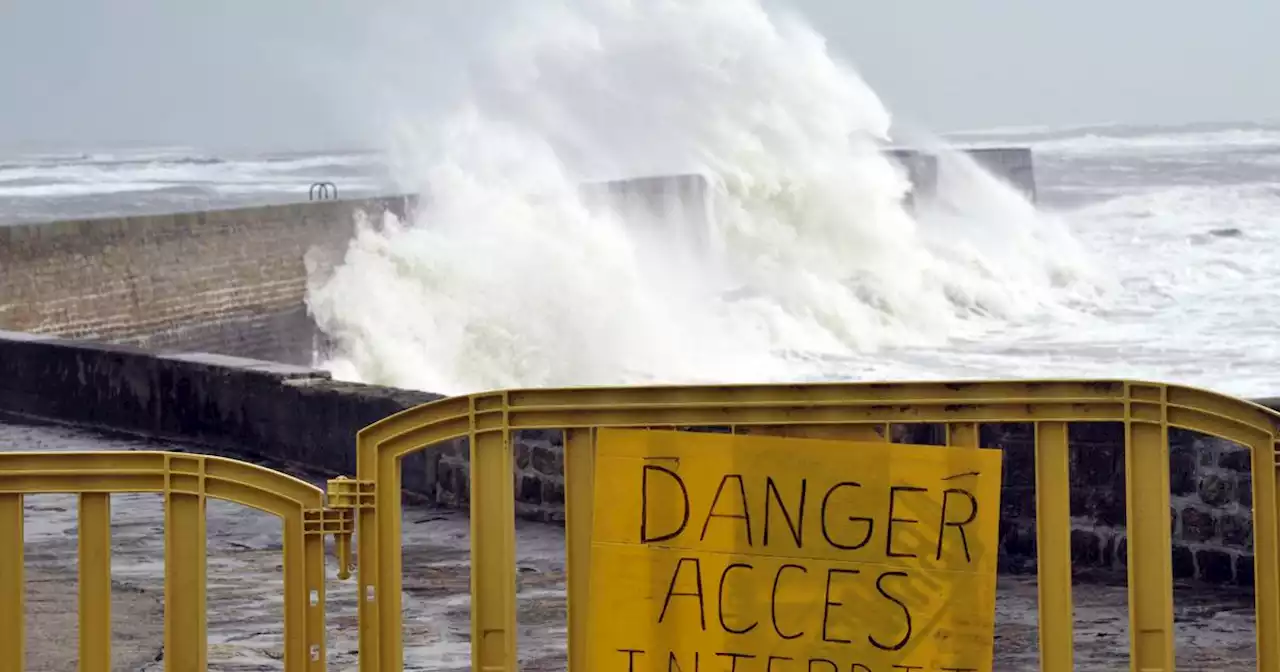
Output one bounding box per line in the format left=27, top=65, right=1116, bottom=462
left=0, top=493, right=23, bottom=672
left=1250, top=437, right=1280, bottom=670
left=282, top=517, right=307, bottom=670
left=305, top=528, right=328, bottom=672
left=470, top=425, right=518, bottom=672
left=1034, top=422, right=1074, bottom=672
left=376, top=451, right=403, bottom=672
left=79, top=493, right=113, bottom=672
left=1124, top=418, right=1175, bottom=670
left=563, top=428, right=595, bottom=672
left=946, top=422, right=979, bottom=448
left=164, top=460, right=208, bottom=672
left=355, top=434, right=382, bottom=672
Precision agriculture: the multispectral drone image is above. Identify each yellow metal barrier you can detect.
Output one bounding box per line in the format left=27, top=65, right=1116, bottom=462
left=347, top=379, right=1280, bottom=672
left=0, top=451, right=353, bottom=672
left=4, top=379, right=1276, bottom=670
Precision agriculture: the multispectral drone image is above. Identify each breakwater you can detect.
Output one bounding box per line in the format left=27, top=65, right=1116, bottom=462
left=0, top=197, right=412, bottom=364
left=0, top=148, right=1035, bottom=370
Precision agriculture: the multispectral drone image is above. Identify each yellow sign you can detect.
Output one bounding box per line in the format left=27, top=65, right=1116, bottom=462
left=588, top=428, right=1003, bottom=672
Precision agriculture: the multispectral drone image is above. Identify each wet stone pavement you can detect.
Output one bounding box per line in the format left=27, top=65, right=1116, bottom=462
left=1, top=418, right=1261, bottom=671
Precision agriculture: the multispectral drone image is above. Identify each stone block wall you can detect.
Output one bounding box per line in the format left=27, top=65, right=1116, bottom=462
left=980, top=423, right=1256, bottom=585
left=0, top=197, right=412, bottom=364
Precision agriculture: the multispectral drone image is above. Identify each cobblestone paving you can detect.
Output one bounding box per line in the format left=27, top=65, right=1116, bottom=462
left=1, top=418, right=1260, bottom=671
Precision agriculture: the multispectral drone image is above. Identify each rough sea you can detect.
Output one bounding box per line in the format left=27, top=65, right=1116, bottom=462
left=3, top=120, right=1279, bottom=399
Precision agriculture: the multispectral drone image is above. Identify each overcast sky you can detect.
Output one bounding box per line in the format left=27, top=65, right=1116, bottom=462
left=1, top=0, right=1277, bottom=154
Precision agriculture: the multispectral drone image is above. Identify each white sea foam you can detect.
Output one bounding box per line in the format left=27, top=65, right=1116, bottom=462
left=1034, top=129, right=1280, bottom=155
left=0, top=181, right=177, bottom=198
left=951, top=123, right=1280, bottom=156
left=304, top=0, right=1102, bottom=396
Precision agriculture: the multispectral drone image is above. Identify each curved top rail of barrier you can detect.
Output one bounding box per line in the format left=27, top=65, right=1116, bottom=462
left=344, top=378, right=1280, bottom=672
left=0, top=450, right=335, bottom=672
left=0, top=450, right=326, bottom=512
left=357, top=379, right=1280, bottom=457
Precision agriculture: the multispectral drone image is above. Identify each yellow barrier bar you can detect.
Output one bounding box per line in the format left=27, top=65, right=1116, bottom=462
left=470, top=427, right=518, bottom=672
left=0, top=493, right=22, bottom=672
left=736, top=423, right=888, bottom=441
left=947, top=421, right=979, bottom=447
left=1251, top=438, right=1280, bottom=670
left=376, top=451, right=403, bottom=672
left=563, top=428, right=595, bottom=672
left=79, top=492, right=112, bottom=672
left=1125, top=418, right=1175, bottom=671
left=305, top=530, right=328, bottom=671
left=282, top=517, right=308, bottom=670
left=1035, top=421, right=1073, bottom=672
left=357, top=480, right=382, bottom=670
left=164, top=461, right=208, bottom=672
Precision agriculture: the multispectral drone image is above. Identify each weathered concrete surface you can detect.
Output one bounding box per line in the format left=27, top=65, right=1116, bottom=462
left=1, top=417, right=1262, bottom=671
left=23, top=565, right=163, bottom=671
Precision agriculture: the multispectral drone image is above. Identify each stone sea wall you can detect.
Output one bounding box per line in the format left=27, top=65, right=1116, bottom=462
left=983, top=423, right=1256, bottom=585
left=1, top=149, right=1036, bottom=369
left=0, top=197, right=413, bottom=365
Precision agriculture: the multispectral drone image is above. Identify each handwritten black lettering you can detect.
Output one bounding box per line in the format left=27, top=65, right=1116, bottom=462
left=892, top=666, right=923, bottom=671
left=659, top=557, right=707, bottom=630
left=869, top=571, right=913, bottom=652
left=820, top=482, right=873, bottom=551
left=699, top=475, right=753, bottom=545
left=716, top=652, right=755, bottom=672
left=766, top=655, right=792, bottom=672
left=851, top=665, right=872, bottom=672
left=764, top=477, right=806, bottom=548
left=821, top=568, right=859, bottom=644
left=642, top=465, right=690, bottom=544
left=807, top=659, right=838, bottom=672
left=885, top=486, right=927, bottom=558
left=668, top=651, right=700, bottom=672
left=770, top=564, right=807, bottom=640
left=718, top=563, right=758, bottom=634
left=936, top=488, right=979, bottom=563
left=618, top=649, right=644, bottom=672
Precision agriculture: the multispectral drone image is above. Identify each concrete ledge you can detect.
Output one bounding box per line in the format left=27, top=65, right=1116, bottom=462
left=0, top=330, right=437, bottom=476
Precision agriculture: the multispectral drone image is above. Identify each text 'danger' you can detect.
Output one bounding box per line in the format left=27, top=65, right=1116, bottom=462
left=588, top=429, right=1003, bottom=672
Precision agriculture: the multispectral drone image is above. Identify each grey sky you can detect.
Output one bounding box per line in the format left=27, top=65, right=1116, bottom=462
left=1, top=0, right=1277, bottom=153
